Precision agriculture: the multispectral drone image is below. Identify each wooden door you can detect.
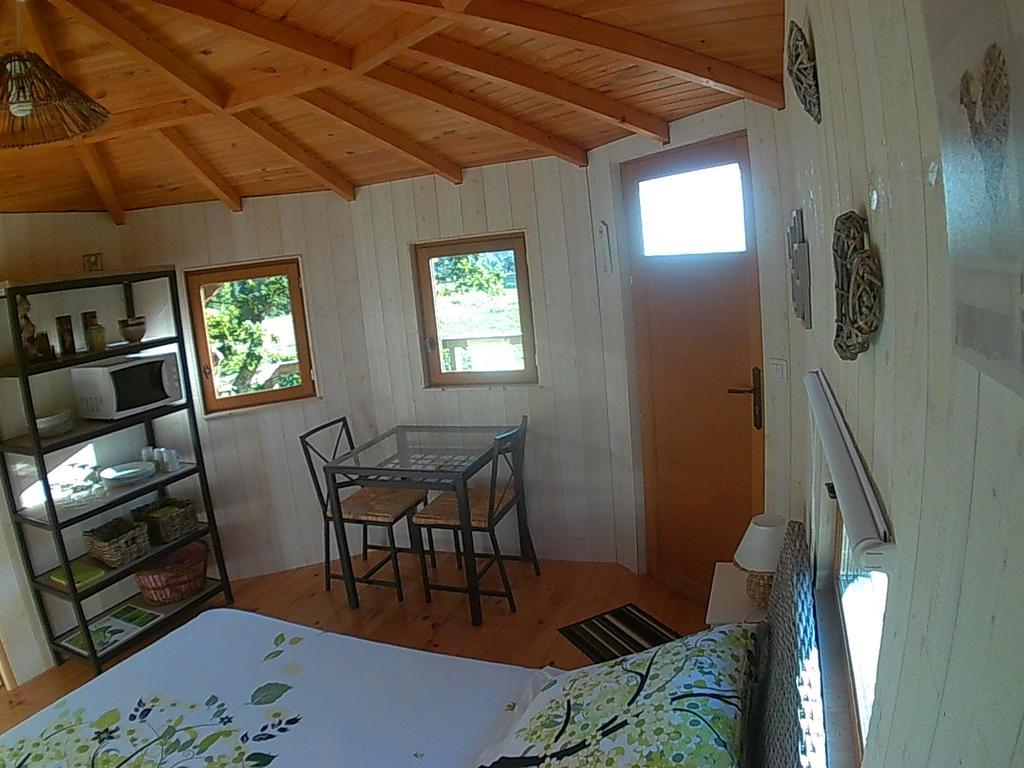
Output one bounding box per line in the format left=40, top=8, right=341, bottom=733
left=622, top=133, right=765, bottom=604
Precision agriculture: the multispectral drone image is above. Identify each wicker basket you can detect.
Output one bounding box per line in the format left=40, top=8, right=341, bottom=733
left=134, top=541, right=208, bottom=606
left=84, top=521, right=151, bottom=568
left=744, top=571, right=774, bottom=608
left=131, top=499, right=199, bottom=544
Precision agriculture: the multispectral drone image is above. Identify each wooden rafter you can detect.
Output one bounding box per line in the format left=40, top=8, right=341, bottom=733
left=356, top=0, right=786, bottom=108
left=134, top=0, right=353, bottom=69
left=122, top=0, right=589, bottom=170
left=351, top=15, right=452, bottom=74
left=298, top=90, right=462, bottom=184
left=412, top=37, right=670, bottom=143
left=155, top=127, right=242, bottom=211
left=55, top=0, right=227, bottom=112
left=24, top=0, right=125, bottom=224
left=74, top=142, right=126, bottom=225
left=369, top=65, right=588, bottom=167
left=51, top=0, right=362, bottom=201
left=234, top=111, right=356, bottom=201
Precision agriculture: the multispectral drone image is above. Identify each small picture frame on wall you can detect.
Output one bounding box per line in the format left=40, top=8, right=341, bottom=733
left=55, top=315, right=75, bottom=356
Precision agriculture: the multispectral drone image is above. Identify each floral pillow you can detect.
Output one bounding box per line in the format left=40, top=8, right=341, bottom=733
left=476, top=623, right=757, bottom=768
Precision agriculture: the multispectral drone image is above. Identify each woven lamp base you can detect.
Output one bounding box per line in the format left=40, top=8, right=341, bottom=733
left=745, top=572, right=773, bottom=608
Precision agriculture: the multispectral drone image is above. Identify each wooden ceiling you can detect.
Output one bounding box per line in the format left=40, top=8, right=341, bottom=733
left=0, top=0, right=784, bottom=222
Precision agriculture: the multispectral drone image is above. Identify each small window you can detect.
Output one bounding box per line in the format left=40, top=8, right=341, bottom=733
left=413, top=233, right=538, bottom=387
left=638, top=163, right=747, bottom=255
left=185, top=258, right=316, bottom=414
left=622, top=133, right=753, bottom=258
left=834, top=516, right=889, bottom=747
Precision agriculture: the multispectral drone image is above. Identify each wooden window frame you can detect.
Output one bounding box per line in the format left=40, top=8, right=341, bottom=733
left=185, top=257, right=316, bottom=414
left=412, top=232, right=538, bottom=387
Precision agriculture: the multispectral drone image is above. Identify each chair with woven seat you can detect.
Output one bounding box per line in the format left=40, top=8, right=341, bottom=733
left=410, top=417, right=540, bottom=615
left=300, top=415, right=431, bottom=602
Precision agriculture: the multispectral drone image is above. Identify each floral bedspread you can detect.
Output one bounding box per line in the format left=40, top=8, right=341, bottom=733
left=0, top=609, right=548, bottom=768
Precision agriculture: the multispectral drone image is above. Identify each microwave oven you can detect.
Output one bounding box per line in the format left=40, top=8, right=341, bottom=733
left=70, top=351, right=184, bottom=420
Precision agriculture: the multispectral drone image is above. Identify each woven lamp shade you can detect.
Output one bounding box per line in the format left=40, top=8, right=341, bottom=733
left=0, top=51, right=109, bottom=148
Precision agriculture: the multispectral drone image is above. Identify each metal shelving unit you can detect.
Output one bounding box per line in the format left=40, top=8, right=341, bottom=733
left=0, top=268, right=232, bottom=675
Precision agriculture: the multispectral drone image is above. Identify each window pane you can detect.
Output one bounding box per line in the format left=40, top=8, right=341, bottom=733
left=428, top=250, right=524, bottom=374
left=637, top=162, right=747, bottom=256
left=199, top=274, right=303, bottom=399
left=837, top=525, right=889, bottom=743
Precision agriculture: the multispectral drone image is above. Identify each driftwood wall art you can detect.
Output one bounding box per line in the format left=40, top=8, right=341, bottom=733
left=786, top=209, right=812, bottom=329
left=832, top=211, right=883, bottom=361
left=786, top=20, right=822, bottom=124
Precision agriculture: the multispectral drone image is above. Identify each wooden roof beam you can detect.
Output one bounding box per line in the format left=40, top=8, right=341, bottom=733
left=74, top=142, right=126, bottom=225
left=368, top=65, right=587, bottom=167
left=233, top=111, right=357, bottom=201
left=54, top=0, right=227, bottom=112
left=24, top=0, right=125, bottom=224
left=351, top=14, right=452, bottom=74
left=356, top=0, right=785, bottom=108
left=155, top=127, right=243, bottom=211
left=133, top=0, right=353, bottom=69
left=298, top=89, right=462, bottom=184
left=412, top=37, right=670, bottom=143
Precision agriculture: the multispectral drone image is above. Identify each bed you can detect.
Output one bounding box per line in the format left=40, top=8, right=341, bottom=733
left=0, top=522, right=825, bottom=767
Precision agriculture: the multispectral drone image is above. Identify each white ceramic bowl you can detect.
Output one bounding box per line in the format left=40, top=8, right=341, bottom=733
left=36, top=410, right=73, bottom=438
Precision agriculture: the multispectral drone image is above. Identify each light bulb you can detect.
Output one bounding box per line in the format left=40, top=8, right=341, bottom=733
left=5, top=61, right=33, bottom=119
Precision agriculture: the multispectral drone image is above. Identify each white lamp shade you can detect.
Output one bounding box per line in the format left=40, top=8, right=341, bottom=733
left=733, top=513, right=787, bottom=573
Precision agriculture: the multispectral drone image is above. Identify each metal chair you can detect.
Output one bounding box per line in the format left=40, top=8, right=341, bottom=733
left=410, top=417, right=540, bottom=614
left=300, top=415, right=431, bottom=602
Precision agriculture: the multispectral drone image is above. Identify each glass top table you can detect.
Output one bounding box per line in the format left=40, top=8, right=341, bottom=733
left=325, top=425, right=513, bottom=482
left=322, top=424, right=527, bottom=626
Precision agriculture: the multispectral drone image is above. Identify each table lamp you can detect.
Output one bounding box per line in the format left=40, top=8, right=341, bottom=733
left=733, top=513, right=787, bottom=608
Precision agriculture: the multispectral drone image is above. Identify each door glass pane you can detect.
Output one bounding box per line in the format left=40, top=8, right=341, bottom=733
left=428, top=250, right=525, bottom=373
left=837, top=523, right=889, bottom=743
left=637, top=162, right=747, bottom=256
left=199, top=274, right=303, bottom=399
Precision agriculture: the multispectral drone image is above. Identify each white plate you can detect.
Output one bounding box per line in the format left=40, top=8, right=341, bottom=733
left=100, top=461, right=157, bottom=484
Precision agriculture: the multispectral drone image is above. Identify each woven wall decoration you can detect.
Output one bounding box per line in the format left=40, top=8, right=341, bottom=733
left=832, top=211, right=882, bottom=361
left=786, top=20, right=822, bottom=124
left=959, top=43, right=1010, bottom=205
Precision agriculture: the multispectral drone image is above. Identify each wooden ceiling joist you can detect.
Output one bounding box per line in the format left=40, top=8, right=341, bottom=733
left=357, top=0, right=785, bottom=108
left=412, top=37, right=670, bottom=143
left=298, top=90, right=462, bottom=184
left=369, top=65, right=588, bottom=167
left=351, top=14, right=452, bottom=74
left=55, top=0, right=227, bottom=112
left=136, top=0, right=353, bottom=70
left=24, top=0, right=125, bottom=224
left=74, top=142, right=126, bottom=225
left=233, top=111, right=357, bottom=201
left=0, top=0, right=784, bottom=215
left=155, top=128, right=243, bottom=211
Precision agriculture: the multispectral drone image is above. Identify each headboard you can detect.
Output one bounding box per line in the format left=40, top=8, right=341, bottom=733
left=754, top=520, right=828, bottom=768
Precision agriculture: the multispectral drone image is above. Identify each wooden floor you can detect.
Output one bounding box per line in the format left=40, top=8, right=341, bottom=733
left=0, top=552, right=705, bottom=733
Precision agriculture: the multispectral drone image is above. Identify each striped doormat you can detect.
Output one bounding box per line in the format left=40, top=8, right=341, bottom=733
left=559, top=603, right=681, bottom=663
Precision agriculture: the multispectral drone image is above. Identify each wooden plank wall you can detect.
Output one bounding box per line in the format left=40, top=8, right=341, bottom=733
left=112, top=159, right=642, bottom=580
left=764, top=0, right=1024, bottom=765
left=0, top=101, right=801, bottom=684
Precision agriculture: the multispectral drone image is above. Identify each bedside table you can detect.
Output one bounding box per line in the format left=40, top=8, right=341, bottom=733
left=706, top=562, right=768, bottom=626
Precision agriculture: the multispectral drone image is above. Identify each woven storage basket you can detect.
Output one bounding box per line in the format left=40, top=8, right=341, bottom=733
left=84, top=521, right=151, bottom=568
left=134, top=541, right=208, bottom=606
left=132, top=499, right=199, bottom=544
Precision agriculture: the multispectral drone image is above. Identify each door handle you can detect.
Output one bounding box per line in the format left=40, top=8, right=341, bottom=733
left=727, top=366, right=763, bottom=431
